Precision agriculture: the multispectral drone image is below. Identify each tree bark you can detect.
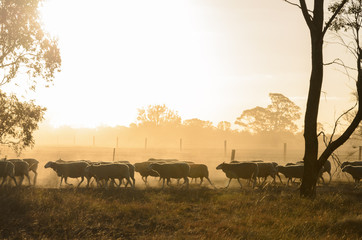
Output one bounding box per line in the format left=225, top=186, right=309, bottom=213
left=300, top=1, right=324, bottom=198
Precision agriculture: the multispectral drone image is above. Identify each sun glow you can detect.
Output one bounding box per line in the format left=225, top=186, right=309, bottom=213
left=34, top=0, right=354, bottom=130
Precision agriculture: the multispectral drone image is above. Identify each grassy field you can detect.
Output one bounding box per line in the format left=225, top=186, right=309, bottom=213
left=0, top=184, right=361, bottom=239
left=0, top=146, right=361, bottom=239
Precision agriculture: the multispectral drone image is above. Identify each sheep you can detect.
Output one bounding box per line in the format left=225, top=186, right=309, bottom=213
left=22, top=158, right=39, bottom=185
left=342, top=165, right=362, bottom=183
left=0, top=161, right=16, bottom=186
left=256, top=162, right=282, bottom=184
left=44, top=161, right=89, bottom=187
left=187, top=163, right=215, bottom=188
left=88, top=161, right=135, bottom=188
left=322, top=160, right=332, bottom=183
left=84, top=163, right=133, bottom=188
left=284, top=160, right=331, bottom=184
left=7, top=159, right=31, bottom=186
left=341, top=161, right=362, bottom=169
left=116, top=161, right=135, bottom=187
left=277, top=165, right=304, bottom=185
left=134, top=161, right=160, bottom=184
left=148, top=162, right=190, bottom=188
left=216, top=162, right=259, bottom=189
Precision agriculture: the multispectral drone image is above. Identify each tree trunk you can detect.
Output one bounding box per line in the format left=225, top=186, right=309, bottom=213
left=300, top=7, right=324, bottom=198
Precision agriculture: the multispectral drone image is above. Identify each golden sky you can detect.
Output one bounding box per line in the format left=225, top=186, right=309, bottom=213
left=16, top=0, right=356, bottom=130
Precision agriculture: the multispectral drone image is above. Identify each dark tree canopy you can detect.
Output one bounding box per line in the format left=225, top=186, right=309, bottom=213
left=0, top=91, right=45, bottom=154
left=235, top=93, right=301, bottom=134
left=0, top=0, right=61, bottom=89
left=0, top=0, right=61, bottom=153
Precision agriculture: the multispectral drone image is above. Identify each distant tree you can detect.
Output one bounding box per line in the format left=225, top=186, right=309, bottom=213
left=235, top=93, right=301, bottom=134
left=136, top=104, right=181, bottom=127
left=0, top=91, right=45, bottom=155
left=217, top=121, right=231, bottom=131
left=183, top=118, right=213, bottom=129
left=0, top=0, right=61, bottom=89
left=0, top=0, right=61, bottom=153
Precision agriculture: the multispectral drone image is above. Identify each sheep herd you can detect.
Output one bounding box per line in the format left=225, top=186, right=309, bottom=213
left=0, top=157, right=361, bottom=189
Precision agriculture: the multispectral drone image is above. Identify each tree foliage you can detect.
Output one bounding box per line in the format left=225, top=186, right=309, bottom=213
left=0, top=0, right=61, bottom=89
left=0, top=0, right=61, bottom=153
left=136, top=104, right=181, bottom=127
left=0, top=91, right=45, bottom=155
left=235, top=93, right=301, bottom=134
left=217, top=121, right=231, bottom=131
left=183, top=118, right=213, bottom=129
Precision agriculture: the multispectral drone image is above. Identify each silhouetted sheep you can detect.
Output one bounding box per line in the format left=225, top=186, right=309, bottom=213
left=149, top=162, right=190, bottom=188
left=342, top=165, right=362, bottom=183
left=188, top=163, right=215, bottom=188
left=44, top=161, right=89, bottom=187
left=216, top=162, right=259, bottom=188
left=22, top=158, right=39, bottom=185
left=341, top=161, right=362, bottom=169
left=0, top=161, right=16, bottom=186
left=7, top=159, right=31, bottom=186
left=85, top=163, right=132, bottom=188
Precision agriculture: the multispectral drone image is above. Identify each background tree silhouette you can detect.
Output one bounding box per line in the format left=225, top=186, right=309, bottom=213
left=183, top=118, right=214, bottom=129
left=0, top=0, right=61, bottom=153
left=136, top=104, right=181, bottom=127
left=235, top=93, right=301, bottom=134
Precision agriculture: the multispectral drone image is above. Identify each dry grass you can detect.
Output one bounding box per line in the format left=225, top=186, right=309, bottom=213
left=0, top=183, right=361, bottom=240
left=0, top=146, right=360, bottom=239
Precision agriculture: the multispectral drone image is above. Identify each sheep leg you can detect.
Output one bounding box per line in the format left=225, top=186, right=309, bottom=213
left=33, top=171, right=38, bottom=186
left=225, top=178, right=232, bottom=189
left=184, top=177, right=189, bottom=188
left=132, top=177, right=135, bottom=187
left=162, top=178, right=166, bottom=189
left=199, top=177, right=204, bottom=186
left=125, top=177, right=133, bottom=188
left=59, top=177, right=64, bottom=187
left=64, top=177, right=73, bottom=186
left=237, top=178, right=243, bottom=188
left=77, top=176, right=84, bottom=188
left=19, top=175, right=24, bottom=186
left=276, top=173, right=283, bottom=184
left=205, top=177, right=216, bottom=188
left=0, top=177, right=6, bottom=186
left=167, top=178, right=171, bottom=186
left=26, top=174, right=31, bottom=186
left=328, top=172, right=332, bottom=183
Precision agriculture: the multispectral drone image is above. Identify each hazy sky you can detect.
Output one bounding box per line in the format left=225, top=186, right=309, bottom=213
left=7, top=0, right=356, bottom=130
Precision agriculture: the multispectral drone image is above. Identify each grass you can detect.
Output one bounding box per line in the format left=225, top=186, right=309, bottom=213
left=0, top=183, right=361, bottom=240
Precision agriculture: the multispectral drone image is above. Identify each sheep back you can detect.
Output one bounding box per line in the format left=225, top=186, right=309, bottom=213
left=150, top=162, right=190, bottom=179
left=86, top=164, right=130, bottom=179
left=188, top=164, right=209, bottom=178
left=216, top=162, right=258, bottom=179
left=0, top=161, right=15, bottom=178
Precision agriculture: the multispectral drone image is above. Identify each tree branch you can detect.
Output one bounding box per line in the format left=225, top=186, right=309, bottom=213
left=299, top=0, right=313, bottom=28
left=322, top=0, right=349, bottom=37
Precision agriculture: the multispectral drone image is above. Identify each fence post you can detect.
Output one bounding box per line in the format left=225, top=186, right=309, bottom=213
left=283, top=143, right=287, bottom=162
left=359, top=146, right=362, bottom=160
left=231, top=149, right=236, bottom=161
left=112, top=148, right=115, bottom=162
